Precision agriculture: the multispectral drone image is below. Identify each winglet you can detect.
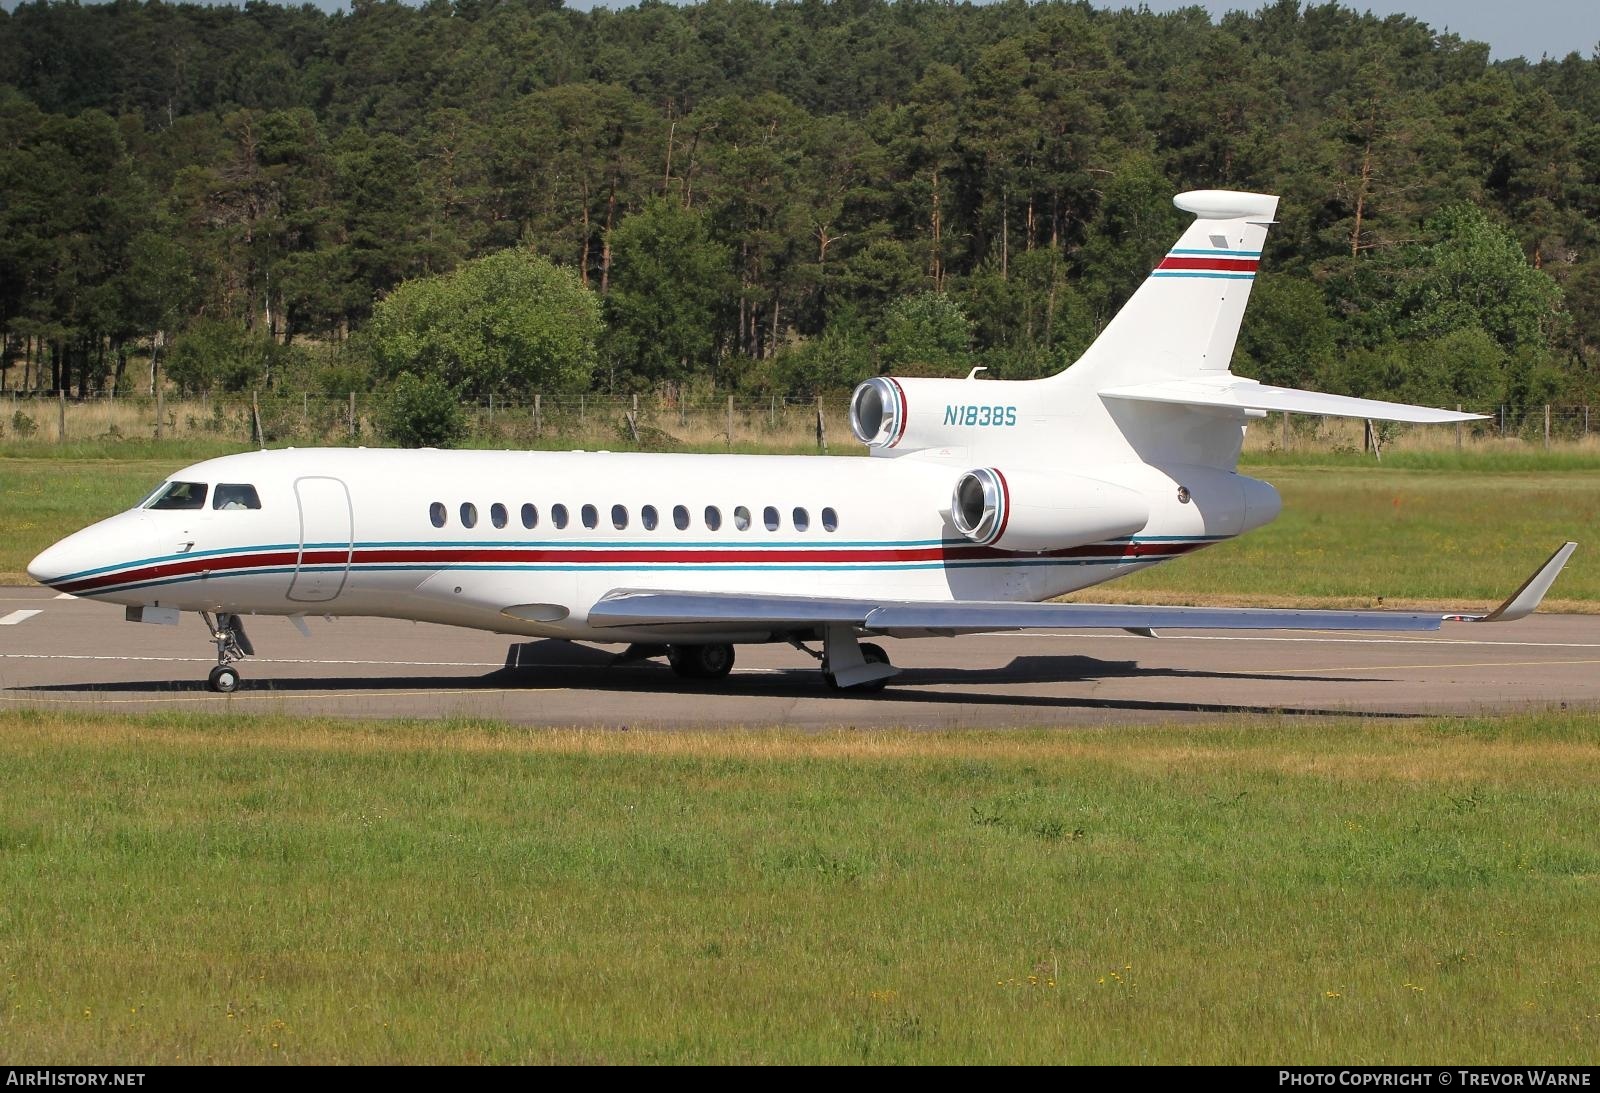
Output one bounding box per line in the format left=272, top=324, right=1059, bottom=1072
left=1445, top=542, right=1578, bottom=623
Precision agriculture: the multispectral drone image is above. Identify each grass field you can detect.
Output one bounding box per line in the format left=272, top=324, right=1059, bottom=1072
left=1, top=709, right=1597, bottom=1064
left=2, top=452, right=1594, bottom=607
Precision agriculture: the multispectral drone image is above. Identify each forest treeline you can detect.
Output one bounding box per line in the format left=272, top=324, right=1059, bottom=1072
left=1, top=0, right=1597, bottom=416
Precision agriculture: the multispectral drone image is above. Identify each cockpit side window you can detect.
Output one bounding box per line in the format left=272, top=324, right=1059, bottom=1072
left=145, top=481, right=208, bottom=510
left=212, top=484, right=262, bottom=511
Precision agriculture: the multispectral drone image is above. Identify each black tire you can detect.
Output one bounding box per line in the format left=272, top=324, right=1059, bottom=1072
left=668, top=643, right=736, bottom=680
left=208, top=665, right=239, bottom=693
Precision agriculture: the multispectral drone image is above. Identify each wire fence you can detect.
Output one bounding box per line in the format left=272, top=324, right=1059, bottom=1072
left=1, top=389, right=1596, bottom=453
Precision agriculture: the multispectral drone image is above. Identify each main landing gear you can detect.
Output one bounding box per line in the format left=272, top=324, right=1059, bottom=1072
left=632, top=631, right=899, bottom=692
left=790, top=626, right=899, bottom=692
left=200, top=611, right=253, bottom=693
left=666, top=643, right=736, bottom=680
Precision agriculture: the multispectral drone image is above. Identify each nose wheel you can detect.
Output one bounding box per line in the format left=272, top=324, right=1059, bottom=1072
left=200, top=611, right=253, bottom=692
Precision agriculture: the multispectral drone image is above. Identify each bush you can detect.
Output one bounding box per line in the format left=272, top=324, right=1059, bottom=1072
left=376, top=373, right=468, bottom=448
left=365, top=249, right=600, bottom=398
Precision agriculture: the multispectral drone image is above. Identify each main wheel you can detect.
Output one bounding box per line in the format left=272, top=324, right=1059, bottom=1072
left=208, top=665, right=240, bottom=693
left=667, top=643, right=736, bottom=680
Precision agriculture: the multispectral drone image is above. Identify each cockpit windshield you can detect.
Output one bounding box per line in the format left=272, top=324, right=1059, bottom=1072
left=143, top=481, right=208, bottom=510
left=212, top=484, right=261, bottom=510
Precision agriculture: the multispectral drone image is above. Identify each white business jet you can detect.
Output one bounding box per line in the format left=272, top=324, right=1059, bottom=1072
left=28, top=190, right=1577, bottom=693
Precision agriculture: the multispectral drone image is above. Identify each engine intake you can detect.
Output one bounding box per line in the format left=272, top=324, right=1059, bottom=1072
left=848, top=377, right=907, bottom=448
left=950, top=467, right=1150, bottom=552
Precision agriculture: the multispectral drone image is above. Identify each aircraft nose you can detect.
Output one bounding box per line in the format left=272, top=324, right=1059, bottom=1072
left=27, top=512, right=151, bottom=592
left=27, top=538, right=77, bottom=589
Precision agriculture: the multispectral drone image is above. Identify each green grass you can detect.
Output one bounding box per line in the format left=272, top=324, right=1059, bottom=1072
left=1244, top=448, right=1600, bottom=473
left=2, top=709, right=1598, bottom=1063
left=1100, top=465, right=1599, bottom=610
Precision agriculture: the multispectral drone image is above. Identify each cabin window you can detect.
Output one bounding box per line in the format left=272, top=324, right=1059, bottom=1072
left=490, top=502, right=508, bottom=529
left=145, top=481, right=208, bottom=511
left=822, top=507, right=839, bottom=532
left=429, top=502, right=447, bottom=528
left=581, top=504, right=598, bottom=530
left=793, top=507, right=809, bottom=532
left=460, top=502, right=478, bottom=529
left=763, top=506, right=780, bottom=532
left=733, top=506, right=751, bottom=531
left=642, top=505, right=659, bottom=531
left=673, top=505, right=689, bottom=531
left=611, top=504, right=628, bottom=530
left=212, top=484, right=261, bottom=511
left=704, top=505, right=722, bottom=531
left=552, top=504, right=569, bottom=530
left=521, top=503, right=537, bottom=529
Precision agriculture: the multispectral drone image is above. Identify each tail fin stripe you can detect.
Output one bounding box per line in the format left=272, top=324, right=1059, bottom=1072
left=1149, top=270, right=1256, bottom=280
left=1157, top=256, right=1259, bottom=273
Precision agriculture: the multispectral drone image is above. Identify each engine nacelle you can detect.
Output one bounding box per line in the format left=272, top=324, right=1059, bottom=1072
left=950, top=467, right=1150, bottom=552
left=849, top=375, right=1033, bottom=453
left=848, top=377, right=910, bottom=448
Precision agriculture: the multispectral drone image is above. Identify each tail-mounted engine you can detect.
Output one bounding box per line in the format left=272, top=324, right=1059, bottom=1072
left=950, top=467, right=1150, bottom=552
left=849, top=375, right=1037, bottom=454
left=848, top=377, right=909, bottom=448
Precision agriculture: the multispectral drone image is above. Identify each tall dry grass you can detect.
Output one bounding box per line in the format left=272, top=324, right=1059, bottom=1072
left=5, top=391, right=1597, bottom=456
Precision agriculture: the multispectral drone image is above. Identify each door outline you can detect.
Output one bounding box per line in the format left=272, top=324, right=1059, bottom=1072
left=287, top=476, right=353, bottom=603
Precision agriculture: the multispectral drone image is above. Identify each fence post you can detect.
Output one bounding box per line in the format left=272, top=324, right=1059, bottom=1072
left=1499, top=405, right=1505, bottom=437
left=488, top=392, right=495, bottom=425
left=534, top=392, right=542, bottom=439
left=302, top=391, right=308, bottom=433
left=348, top=391, right=356, bottom=440
left=1280, top=411, right=1289, bottom=450
left=770, top=394, right=777, bottom=431
left=156, top=383, right=164, bottom=441
left=1544, top=404, right=1551, bottom=449
left=580, top=394, right=585, bottom=425
left=57, top=388, right=65, bottom=445
left=726, top=394, right=733, bottom=450
left=1585, top=406, right=1590, bottom=439
left=251, top=390, right=263, bottom=448
left=1455, top=405, right=1462, bottom=451
left=816, top=396, right=827, bottom=453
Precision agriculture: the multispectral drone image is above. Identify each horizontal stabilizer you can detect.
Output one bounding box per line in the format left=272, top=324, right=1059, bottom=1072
left=1101, top=377, right=1485, bottom=423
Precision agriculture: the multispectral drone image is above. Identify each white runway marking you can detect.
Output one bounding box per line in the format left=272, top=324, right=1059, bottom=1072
left=975, top=631, right=1600, bottom=649
left=54, top=593, right=76, bottom=600
left=0, top=610, right=42, bottom=626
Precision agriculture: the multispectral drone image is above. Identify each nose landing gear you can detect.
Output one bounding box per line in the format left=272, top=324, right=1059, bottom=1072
left=200, top=611, right=253, bottom=692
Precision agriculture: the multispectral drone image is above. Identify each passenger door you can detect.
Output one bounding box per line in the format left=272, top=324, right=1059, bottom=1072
left=287, top=476, right=353, bottom=603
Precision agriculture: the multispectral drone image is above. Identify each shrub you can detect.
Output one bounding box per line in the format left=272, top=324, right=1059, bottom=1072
left=376, top=372, right=468, bottom=448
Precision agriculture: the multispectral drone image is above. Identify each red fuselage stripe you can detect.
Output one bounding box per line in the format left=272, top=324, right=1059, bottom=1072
left=58, top=540, right=1209, bottom=594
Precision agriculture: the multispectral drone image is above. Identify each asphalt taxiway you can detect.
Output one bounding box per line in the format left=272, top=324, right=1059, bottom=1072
left=2, top=585, right=1596, bottom=727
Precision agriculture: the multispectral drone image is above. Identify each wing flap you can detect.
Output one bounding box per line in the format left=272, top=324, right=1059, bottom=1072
left=588, top=590, right=1444, bottom=635
left=1101, top=377, right=1485, bottom=423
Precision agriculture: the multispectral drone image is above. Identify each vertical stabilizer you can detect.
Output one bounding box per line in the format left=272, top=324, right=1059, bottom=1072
left=1060, top=190, right=1279, bottom=390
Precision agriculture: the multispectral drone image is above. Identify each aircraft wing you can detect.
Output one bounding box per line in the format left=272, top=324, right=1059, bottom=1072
left=588, top=543, right=1576, bottom=636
